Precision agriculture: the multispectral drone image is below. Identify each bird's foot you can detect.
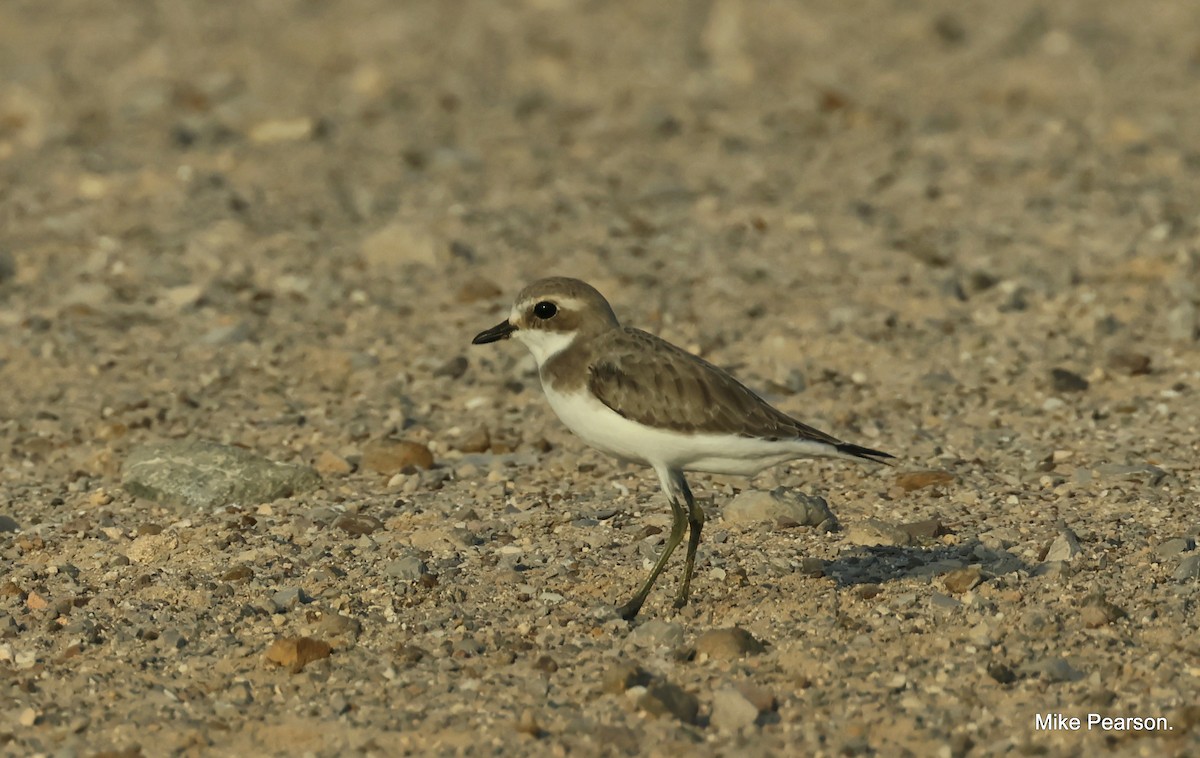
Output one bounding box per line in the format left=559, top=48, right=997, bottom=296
left=616, top=597, right=644, bottom=621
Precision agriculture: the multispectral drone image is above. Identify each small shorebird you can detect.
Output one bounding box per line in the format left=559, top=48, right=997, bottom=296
left=473, top=277, right=893, bottom=619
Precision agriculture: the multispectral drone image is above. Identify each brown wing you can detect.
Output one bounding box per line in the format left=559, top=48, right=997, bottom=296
left=586, top=327, right=844, bottom=444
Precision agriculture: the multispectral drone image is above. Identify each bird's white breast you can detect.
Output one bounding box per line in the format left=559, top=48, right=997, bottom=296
left=540, top=385, right=836, bottom=476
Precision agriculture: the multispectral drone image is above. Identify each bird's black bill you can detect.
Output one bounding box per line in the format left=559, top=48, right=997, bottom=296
left=472, top=320, right=516, bottom=344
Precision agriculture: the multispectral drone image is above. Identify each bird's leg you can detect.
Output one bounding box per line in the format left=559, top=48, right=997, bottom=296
left=616, top=471, right=688, bottom=621
left=673, top=473, right=704, bottom=610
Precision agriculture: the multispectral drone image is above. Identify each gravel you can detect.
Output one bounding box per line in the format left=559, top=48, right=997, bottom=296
left=0, top=0, right=1197, bottom=755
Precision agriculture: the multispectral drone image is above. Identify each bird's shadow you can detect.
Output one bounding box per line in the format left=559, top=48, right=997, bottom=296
left=821, top=539, right=1029, bottom=587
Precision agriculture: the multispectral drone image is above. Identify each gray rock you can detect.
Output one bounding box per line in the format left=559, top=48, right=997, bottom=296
left=846, top=518, right=914, bottom=547
left=385, top=554, right=428, bottom=581
left=627, top=620, right=685, bottom=649
left=710, top=687, right=760, bottom=731
left=1174, top=554, right=1200, bottom=581
left=723, top=488, right=835, bottom=528
left=0, top=515, right=19, bottom=532
left=1044, top=529, right=1082, bottom=562
left=1019, top=657, right=1084, bottom=683
left=1155, top=537, right=1195, bottom=560
left=271, top=587, right=311, bottom=612
left=122, top=440, right=321, bottom=508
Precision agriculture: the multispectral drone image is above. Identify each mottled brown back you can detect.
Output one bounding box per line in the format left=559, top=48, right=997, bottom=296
left=581, top=327, right=845, bottom=443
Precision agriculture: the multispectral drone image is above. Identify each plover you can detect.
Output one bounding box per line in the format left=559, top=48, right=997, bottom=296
left=473, top=277, right=893, bottom=619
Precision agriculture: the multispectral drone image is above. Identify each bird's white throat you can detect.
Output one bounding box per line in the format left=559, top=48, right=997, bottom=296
left=514, top=328, right=577, bottom=366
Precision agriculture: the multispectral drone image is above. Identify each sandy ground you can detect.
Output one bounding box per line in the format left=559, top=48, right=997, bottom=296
left=2, top=1, right=1200, bottom=755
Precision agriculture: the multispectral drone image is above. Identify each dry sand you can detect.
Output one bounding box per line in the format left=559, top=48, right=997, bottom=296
left=1, top=1, right=1199, bottom=755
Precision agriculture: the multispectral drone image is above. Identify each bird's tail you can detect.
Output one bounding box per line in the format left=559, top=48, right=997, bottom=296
left=835, top=442, right=896, bottom=465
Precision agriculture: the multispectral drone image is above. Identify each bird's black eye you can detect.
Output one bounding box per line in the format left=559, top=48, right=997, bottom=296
left=533, top=301, right=557, bottom=320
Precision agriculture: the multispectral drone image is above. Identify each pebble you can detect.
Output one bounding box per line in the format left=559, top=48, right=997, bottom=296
left=694, top=627, right=767, bottom=659
left=385, top=554, right=428, bottom=581
left=248, top=117, right=314, bottom=143
left=362, top=439, right=434, bottom=474
left=941, top=566, right=983, bottom=594
left=264, top=636, right=332, bottom=673
left=1080, top=595, right=1127, bottom=628
left=602, top=663, right=653, bottom=694
left=1107, top=350, right=1152, bottom=375
left=313, top=451, right=353, bottom=476
left=334, top=514, right=383, bottom=536
left=893, top=470, right=954, bottom=492
left=0, top=515, right=19, bottom=532
left=454, top=426, right=491, bottom=453
left=271, top=587, right=311, bottom=612
left=898, top=519, right=947, bottom=540
left=1044, top=528, right=1082, bottom=562
left=122, top=440, right=321, bottom=508
left=627, top=620, right=684, bottom=649
left=1174, top=554, right=1200, bottom=581
left=636, top=681, right=699, bottom=724
left=723, top=488, right=835, bottom=527
left=1154, top=537, right=1195, bottom=560
left=1019, top=657, right=1084, bottom=683
left=710, top=686, right=760, bottom=731
left=1050, top=368, right=1089, bottom=392
left=846, top=519, right=914, bottom=547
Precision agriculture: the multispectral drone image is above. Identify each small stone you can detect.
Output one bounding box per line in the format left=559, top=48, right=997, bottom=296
left=1155, top=537, right=1195, bottom=560
left=18, top=707, right=38, bottom=727
left=694, top=627, right=767, bottom=659
left=628, top=620, right=684, bottom=649
left=723, top=488, right=835, bottom=527
left=636, top=681, right=699, bottom=724
left=362, top=439, right=434, bottom=474
left=264, top=636, right=332, bottom=673
left=26, top=591, right=49, bottom=611
left=0, top=515, right=19, bottom=532
left=385, top=555, right=428, bottom=581
left=1107, top=350, right=1151, bottom=376
left=334, top=513, right=383, bottom=536
left=313, top=451, right=353, bottom=476
left=1019, top=657, right=1084, bottom=683
left=1174, top=554, right=1200, bottom=581
left=515, top=708, right=543, bottom=737
left=710, top=687, right=760, bottom=731
left=1044, top=529, right=1082, bottom=562
left=533, top=655, right=558, bottom=675
left=395, top=644, right=427, bottom=665
left=798, top=557, right=825, bottom=577
left=898, top=519, right=947, bottom=540
left=846, top=518, right=914, bottom=547
left=942, top=566, right=983, bottom=594
left=136, top=523, right=163, bottom=536
left=987, top=662, right=1017, bottom=684
left=222, top=565, right=254, bottom=582
left=271, top=587, right=310, bottom=612
left=1080, top=595, right=1127, bottom=628
left=454, top=426, right=491, bottom=453
left=122, top=440, right=321, bottom=508
left=894, top=470, right=954, bottom=492
left=1050, top=368, right=1089, bottom=393
left=248, top=117, right=314, bottom=143
left=126, top=532, right=179, bottom=564
left=316, top=613, right=361, bottom=645
left=602, top=663, right=652, bottom=694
